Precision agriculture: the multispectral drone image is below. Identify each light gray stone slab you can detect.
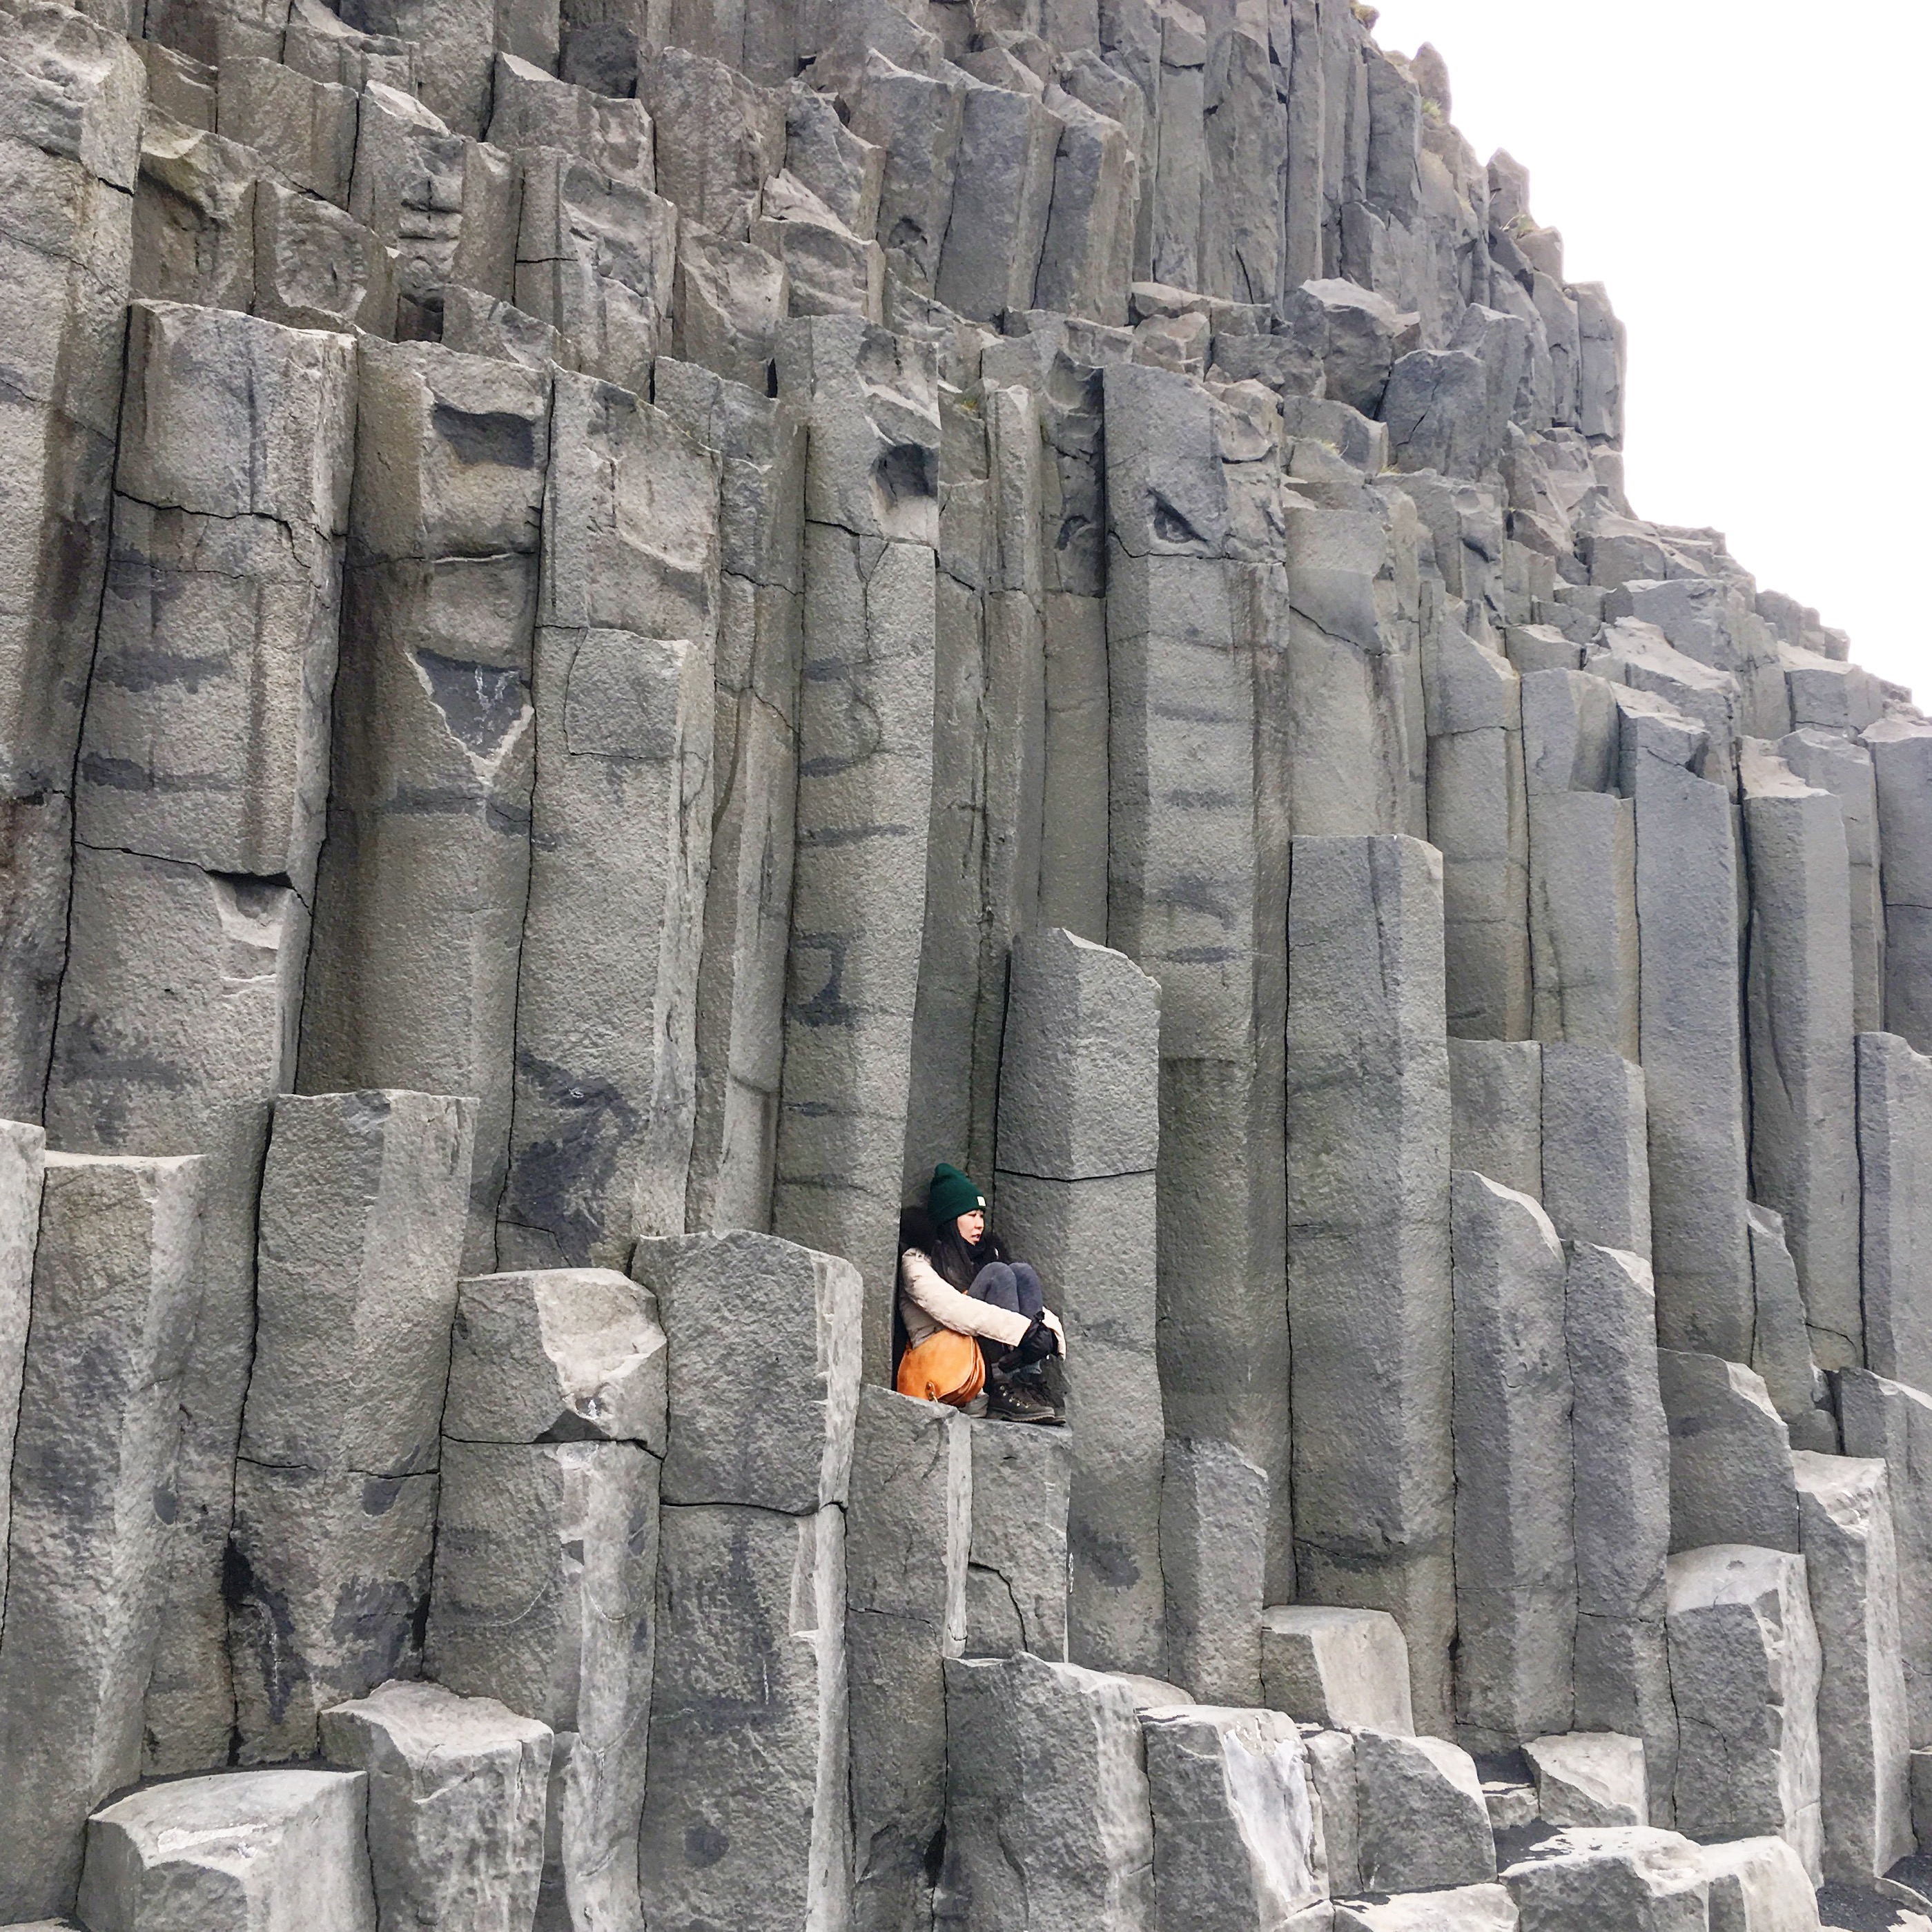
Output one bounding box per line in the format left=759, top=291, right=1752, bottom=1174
left=78, top=1770, right=377, bottom=1932
left=847, top=1388, right=969, bottom=1932
left=1790, top=1453, right=1913, bottom=1883
left=443, top=1267, right=665, bottom=1451
left=1779, top=726, right=1883, bottom=1035
left=1280, top=279, right=1419, bottom=417
left=1839, top=1369, right=1932, bottom=1748
left=935, top=75, right=1057, bottom=323
left=1140, top=1705, right=1325, bottom=1932
left=1160, top=1436, right=1267, bottom=1708
left=515, top=150, right=678, bottom=396
left=1305, top=1727, right=1360, bottom=1896
left=426, top=1439, right=657, bottom=1931
left=0, top=1118, right=46, bottom=1612
left=1501, top=1826, right=1710, bottom=1932
left=1106, top=368, right=1290, bottom=1598
left=1037, top=88, right=1138, bottom=325
left=502, top=607, right=717, bottom=1271
left=298, top=338, right=549, bottom=1276
left=1741, top=744, right=1860, bottom=1368
left=1526, top=1733, right=1646, bottom=1828
left=661, top=360, right=805, bottom=1241
left=1448, top=1042, right=1543, bottom=1200
left=1452, top=1171, right=1575, bottom=1751
left=1666, top=1545, right=1822, bottom=1880
left=1287, top=835, right=1453, bottom=1733
left=54, top=300, right=345, bottom=1762
left=0, top=3, right=139, bottom=1113
left=1528, top=787, right=1639, bottom=1059
left=1336, top=1888, right=1519, bottom=1932
left=83, top=302, right=354, bottom=897
left=487, top=50, right=651, bottom=186
left=1633, top=732, right=1753, bottom=1360
left=319, top=1679, right=552, bottom=1932
left=1354, top=1728, right=1496, bottom=1895
left=770, top=315, right=938, bottom=1386
left=1565, top=1242, right=1675, bottom=1822
left=632, top=1229, right=860, bottom=1513
left=937, top=1654, right=1155, bottom=1932
left=1697, top=1835, right=1821, bottom=1932
left=639, top=1503, right=850, bottom=1932
left=242, top=1090, right=475, bottom=1476
left=1857, top=1032, right=1932, bottom=1394
left=1659, top=1352, right=1801, bottom=1554
left=228, top=1460, right=438, bottom=1764
left=993, top=1171, right=1163, bottom=1668
left=1541, top=1046, right=1650, bottom=1257
left=1747, top=1207, right=1830, bottom=1449
left=1261, top=1605, right=1416, bottom=1735
left=0, top=1153, right=204, bottom=1922
left=997, top=926, right=1160, bottom=1182
left=1866, top=718, right=1932, bottom=1053
left=966, top=1417, right=1071, bottom=1661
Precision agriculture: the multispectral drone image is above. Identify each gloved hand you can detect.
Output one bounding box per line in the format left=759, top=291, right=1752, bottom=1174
left=1009, top=1314, right=1060, bottom=1369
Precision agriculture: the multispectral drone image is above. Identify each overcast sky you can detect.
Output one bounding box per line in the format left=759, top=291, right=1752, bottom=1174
left=1363, top=0, right=1929, bottom=701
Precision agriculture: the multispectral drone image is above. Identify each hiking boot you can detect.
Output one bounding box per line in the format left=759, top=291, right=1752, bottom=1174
left=986, top=1376, right=1064, bottom=1426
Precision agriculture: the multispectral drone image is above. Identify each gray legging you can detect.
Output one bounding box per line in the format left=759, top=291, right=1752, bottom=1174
left=968, top=1260, right=1044, bottom=1328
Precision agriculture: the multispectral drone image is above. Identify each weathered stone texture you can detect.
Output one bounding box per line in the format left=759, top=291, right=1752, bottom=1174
left=1287, top=834, right=1453, bottom=1732
left=0, top=1151, right=204, bottom=1921
left=0, top=1, right=1918, bottom=1918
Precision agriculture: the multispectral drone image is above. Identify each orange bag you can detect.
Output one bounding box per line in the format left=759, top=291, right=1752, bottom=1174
left=896, top=1325, right=986, bottom=1407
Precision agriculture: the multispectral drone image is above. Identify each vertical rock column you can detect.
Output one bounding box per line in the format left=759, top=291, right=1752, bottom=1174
left=1856, top=1031, right=1932, bottom=1393
left=1565, top=1239, right=1676, bottom=1822
left=1627, top=692, right=1755, bottom=1358
left=1451, top=1170, right=1574, bottom=1749
left=846, top=1386, right=970, bottom=1932
left=1287, top=834, right=1454, bottom=1731
left=0, top=7, right=143, bottom=1115
left=430, top=1264, right=667, bottom=1930
left=1791, top=1452, right=1912, bottom=1884
left=0, top=1151, right=204, bottom=1920
left=301, top=340, right=551, bottom=1274
left=994, top=925, right=1165, bottom=1676
left=904, top=380, right=1047, bottom=1189
left=500, top=372, right=719, bottom=1269
left=1106, top=360, right=1291, bottom=1597
left=653, top=360, right=806, bottom=1237
left=1840, top=1369, right=1932, bottom=1748
left=632, top=1230, right=861, bottom=1932
left=1779, top=725, right=1884, bottom=1036
left=1025, top=341, right=1110, bottom=944
left=772, top=315, right=938, bottom=1382
left=1864, top=716, right=1932, bottom=1052
left=1522, top=667, right=1637, bottom=1056
left=48, top=299, right=355, bottom=1774
left=0, top=1120, right=46, bottom=1607
left=230, top=1090, right=476, bottom=1762
left=1739, top=740, right=1860, bottom=1367
left=1427, top=619, right=1530, bottom=1040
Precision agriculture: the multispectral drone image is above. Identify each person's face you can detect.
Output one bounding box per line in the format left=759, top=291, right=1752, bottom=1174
left=956, top=1208, right=985, bottom=1245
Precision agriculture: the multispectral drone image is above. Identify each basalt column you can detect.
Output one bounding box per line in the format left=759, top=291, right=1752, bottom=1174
left=1104, top=359, right=1291, bottom=1600
left=772, top=315, right=939, bottom=1383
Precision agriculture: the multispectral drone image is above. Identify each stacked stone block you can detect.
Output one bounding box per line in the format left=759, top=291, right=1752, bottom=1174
left=0, top=0, right=1925, bottom=1923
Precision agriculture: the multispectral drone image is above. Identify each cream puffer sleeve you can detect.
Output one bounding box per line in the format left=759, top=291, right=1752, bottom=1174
left=899, top=1249, right=1032, bottom=1349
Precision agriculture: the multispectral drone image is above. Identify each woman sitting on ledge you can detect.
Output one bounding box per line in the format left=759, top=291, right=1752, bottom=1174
left=898, top=1162, right=1066, bottom=1426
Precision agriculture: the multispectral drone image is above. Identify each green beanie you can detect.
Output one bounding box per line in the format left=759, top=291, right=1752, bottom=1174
left=928, top=1162, right=986, bottom=1227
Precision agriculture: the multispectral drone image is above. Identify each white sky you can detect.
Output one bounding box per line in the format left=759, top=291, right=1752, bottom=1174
left=1364, top=0, right=1931, bottom=701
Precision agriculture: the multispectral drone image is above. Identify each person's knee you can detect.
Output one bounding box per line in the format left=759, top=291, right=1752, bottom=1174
left=973, top=1260, right=1019, bottom=1311
left=1009, top=1262, right=1045, bottom=1316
